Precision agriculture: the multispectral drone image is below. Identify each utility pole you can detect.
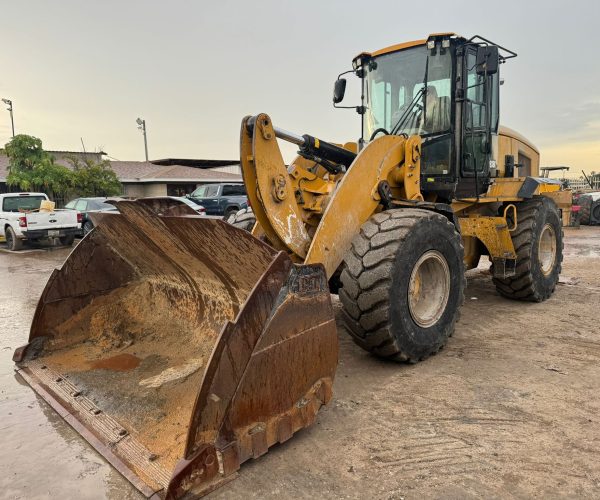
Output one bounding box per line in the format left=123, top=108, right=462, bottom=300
left=2, top=98, right=15, bottom=137
left=136, top=117, right=149, bottom=161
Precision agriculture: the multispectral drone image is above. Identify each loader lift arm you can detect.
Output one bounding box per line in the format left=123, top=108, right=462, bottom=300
left=240, top=113, right=424, bottom=278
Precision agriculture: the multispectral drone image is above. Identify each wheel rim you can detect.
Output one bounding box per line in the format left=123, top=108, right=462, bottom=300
left=538, top=223, right=557, bottom=275
left=408, top=250, right=451, bottom=328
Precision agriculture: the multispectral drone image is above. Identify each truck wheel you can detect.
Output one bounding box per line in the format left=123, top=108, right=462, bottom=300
left=227, top=208, right=256, bottom=232
left=579, top=195, right=592, bottom=225
left=591, top=200, right=600, bottom=225
left=83, top=221, right=94, bottom=235
left=59, top=234, right=75, bottom=247
left=339, top=209, right=465, bottom=362
left=493, top=196, right=563, bottom=302
left=6, top=226, right=24, bottom=251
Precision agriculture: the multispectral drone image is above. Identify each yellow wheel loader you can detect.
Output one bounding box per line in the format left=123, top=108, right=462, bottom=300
left=14, top=33, right=568, bottom=498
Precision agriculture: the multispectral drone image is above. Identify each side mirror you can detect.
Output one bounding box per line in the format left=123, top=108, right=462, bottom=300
left=333, top=78, right=347, bottom=104
left=476, top=45, right=499, bottom=75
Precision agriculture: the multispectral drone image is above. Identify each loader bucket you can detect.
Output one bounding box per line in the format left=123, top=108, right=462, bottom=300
left=14, top=199, right=338, bottom=499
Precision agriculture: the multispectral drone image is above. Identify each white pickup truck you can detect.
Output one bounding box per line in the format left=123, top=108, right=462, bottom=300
left=0, top=192, right=81, bottom=251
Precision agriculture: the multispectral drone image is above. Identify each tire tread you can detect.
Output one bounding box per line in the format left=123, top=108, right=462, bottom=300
left=340, top=209, right=465, bottom=362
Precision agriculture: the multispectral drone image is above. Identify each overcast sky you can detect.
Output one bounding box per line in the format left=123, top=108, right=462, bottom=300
left=0, top=0, right=598, bottom=175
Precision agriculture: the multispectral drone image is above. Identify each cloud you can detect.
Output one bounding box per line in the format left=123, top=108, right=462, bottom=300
left=537, top=101, right=600, bottom=145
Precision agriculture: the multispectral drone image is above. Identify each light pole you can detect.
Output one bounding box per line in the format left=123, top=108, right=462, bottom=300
left=2, top=98, right=15, bottom=137
left=136, top=117, right=149, bottom=161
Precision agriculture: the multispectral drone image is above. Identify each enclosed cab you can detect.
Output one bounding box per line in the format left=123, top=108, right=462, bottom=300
left=338, top=33, right=539, bottom=200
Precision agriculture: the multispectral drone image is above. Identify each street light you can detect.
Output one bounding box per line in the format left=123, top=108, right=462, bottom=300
left=2, top=98, right=14, bottom=138
left=136, top=117, right=149, bottom=161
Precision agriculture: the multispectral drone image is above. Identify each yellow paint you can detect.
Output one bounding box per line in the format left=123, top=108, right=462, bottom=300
left=304, top=135, right=416, bottom=277
left=249, top=114, right=311, bottom=257
left=497, top=126, right=540, bottom=177
left=369, top=39, right=426, bottom=57
left=458, top=216, right=516, bottom=262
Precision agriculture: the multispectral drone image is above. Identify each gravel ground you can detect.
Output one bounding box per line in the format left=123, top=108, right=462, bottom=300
left=1, top=226, right=599, bottom=499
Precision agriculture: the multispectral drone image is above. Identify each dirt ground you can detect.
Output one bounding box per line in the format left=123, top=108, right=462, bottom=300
left=1, top=226, right=599, bottom=499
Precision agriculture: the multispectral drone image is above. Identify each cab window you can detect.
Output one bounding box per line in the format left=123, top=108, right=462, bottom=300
left=2, top=195, right=46, bottom=212
left=222, top=185, right=246, bottom=196
left=192, top=185, right=219, bottom=198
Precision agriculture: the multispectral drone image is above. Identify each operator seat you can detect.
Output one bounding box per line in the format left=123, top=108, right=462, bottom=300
left=424, top=96, right=451, bottom=133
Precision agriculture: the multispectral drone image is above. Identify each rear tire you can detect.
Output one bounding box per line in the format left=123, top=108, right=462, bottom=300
left=227, top=208, right=256, bottom=232
left=83, top=221, right=94, bottom=235
left=339, top=209, right=465, bottom=362
left=493, top=196, right=563, bottom=302
left=591, top=200, right=600, bottom=225
left=579, top=195, right=592, bottom=225
left=6, top=226, right=23, bottom=251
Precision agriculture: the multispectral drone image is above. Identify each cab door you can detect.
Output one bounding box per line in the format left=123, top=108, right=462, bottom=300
left=195, top=184, right=221, bottom=215
left=457, top=45, right=498, bottom=198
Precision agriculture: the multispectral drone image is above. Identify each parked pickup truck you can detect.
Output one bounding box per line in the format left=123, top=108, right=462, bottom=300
left=187, top=183, right=248, bottom=217
left=0, top=192, right=82, bottom=251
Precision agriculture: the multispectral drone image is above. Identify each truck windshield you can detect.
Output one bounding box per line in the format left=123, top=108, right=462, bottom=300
left=364, top=45, right=452, bottom=139
left=2, top=195, right=47, bottom=212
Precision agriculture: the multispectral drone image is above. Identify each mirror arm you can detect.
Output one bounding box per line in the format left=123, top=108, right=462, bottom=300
left=337, top=69, right=355, bottom=79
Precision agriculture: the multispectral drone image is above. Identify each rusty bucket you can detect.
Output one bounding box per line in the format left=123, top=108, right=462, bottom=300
left=14, top=199, right=338, bottom=498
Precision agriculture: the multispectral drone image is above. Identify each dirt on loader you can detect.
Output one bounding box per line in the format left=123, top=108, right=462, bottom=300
left=2, top=226, right=600, bottom=498
left=28, top=277, right=223, bottom=475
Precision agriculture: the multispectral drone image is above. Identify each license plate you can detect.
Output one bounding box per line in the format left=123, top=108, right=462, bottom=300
left=48, top=230, right=60, bottom=237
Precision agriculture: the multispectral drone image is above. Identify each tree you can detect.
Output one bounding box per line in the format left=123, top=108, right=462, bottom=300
left=4, top=134, right=48, bottom=174
left=5, top=134, right=73, bottom=196
left=67, top=156, right=122, bottom=197
left=4, top=134, right=122, bottom=200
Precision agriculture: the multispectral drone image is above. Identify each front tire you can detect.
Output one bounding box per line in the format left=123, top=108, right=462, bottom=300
left=339, top=209, right=465, bottom=362
left=493, top=196, right=563, bottom=302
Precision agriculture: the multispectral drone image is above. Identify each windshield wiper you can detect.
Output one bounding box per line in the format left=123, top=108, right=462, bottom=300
left=390, top=85, right=426, bottom=136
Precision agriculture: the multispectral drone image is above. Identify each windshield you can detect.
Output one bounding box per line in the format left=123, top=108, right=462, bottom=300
left=2, top=195, right=47, bottom=212
left=364, top=45, right=452, bottom=139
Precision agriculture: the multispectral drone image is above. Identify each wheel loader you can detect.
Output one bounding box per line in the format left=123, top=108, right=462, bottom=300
left=14, top=33, right=568, bottom=498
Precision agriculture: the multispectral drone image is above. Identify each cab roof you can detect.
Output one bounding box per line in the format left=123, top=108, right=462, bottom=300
left=359, top=32, right=459, bottom=60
